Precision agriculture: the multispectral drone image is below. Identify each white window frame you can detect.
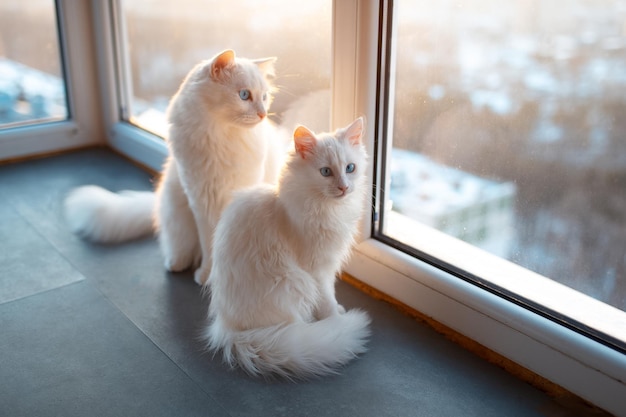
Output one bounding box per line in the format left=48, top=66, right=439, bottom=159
left=335, top=2, right=625, bottom=416
left=0, top=0, right=103, bottom=161
left=2, top=1, right=623, bottom=415
left=90, top=0, right=168, bottom=171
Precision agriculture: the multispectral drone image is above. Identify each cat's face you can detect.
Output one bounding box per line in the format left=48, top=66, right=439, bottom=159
left=292, top=117, right=367, bottom=200
left=199, top=50, right=276, bottom=127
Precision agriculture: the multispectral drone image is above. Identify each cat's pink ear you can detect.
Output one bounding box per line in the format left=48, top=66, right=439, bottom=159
left=210, top=50, right=236, bottom=80
left=294, top=126, right=317, bottom=159
left=344, top=117, right=364, bottom=145
left=252, top=57, right=277, bottom=79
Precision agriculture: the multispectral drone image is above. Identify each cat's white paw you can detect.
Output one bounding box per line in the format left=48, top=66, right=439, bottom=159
left=164, top=255, right=194, bottom=273
left=163, top=249, right=201, bottom=273
left=194, top=266, right=211, bottom=286
left=163, top=259, right=177, bottom=271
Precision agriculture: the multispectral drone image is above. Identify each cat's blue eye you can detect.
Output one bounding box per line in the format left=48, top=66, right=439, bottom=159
left=239, top=89, right=251, bottom=100
left=320, top=167, right=333, bottom=177
left=346, top=163, right=356, bottom=173
left=262, top=93, right=268, bottom=101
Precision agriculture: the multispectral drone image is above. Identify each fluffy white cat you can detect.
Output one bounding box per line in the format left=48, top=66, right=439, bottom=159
left=203, top=117, right=371, bottom=379
left=64, top=50, right=287, bottom=284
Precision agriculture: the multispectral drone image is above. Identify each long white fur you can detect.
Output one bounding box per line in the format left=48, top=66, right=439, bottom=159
left=64, top=186, right=155, bottom=243
left=204, top=117, right=371, bottom=379
left=63, top=50, right=287, bottom=280
left=205, top=310, right=370, bottom=379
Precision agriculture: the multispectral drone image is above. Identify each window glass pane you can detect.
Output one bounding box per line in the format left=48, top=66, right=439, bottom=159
left=0, top=0, right=68, bottom=128
left=382, top=0, right=626, bottom=314
left=120, top=0, right=332, bottom=137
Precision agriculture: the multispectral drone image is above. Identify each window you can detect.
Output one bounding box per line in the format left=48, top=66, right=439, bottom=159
left=115, top=0, right=332, bottom=138
left=345, top=1, right=624, bottom=414
left=375, top=0, right=626, bottom=352
left=0, top=0, right=68, bottom=128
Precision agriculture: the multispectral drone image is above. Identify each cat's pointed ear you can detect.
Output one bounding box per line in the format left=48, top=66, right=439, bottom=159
left=294, top=125, right=317, bottom=159
left=343, top=117, right=365, bottom=146
left=252, top=57, right=277, bottom=79
left=210, top=49, right=236, bottom=80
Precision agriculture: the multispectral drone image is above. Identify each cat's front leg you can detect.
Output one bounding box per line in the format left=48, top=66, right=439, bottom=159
left=190, top=206, right=219, bottom=286
left=314, top=276, right=344, bottom=320
left=191, top=213, right=215, bottom=285
left=156, top=159, right=201, bottom=272
left=194, top=260, right=212, bottom=286
left=174, top=165, right=224, bottom=286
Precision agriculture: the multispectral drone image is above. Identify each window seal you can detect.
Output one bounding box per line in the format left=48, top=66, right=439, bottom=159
left=376, top=233, right=626, bottom=355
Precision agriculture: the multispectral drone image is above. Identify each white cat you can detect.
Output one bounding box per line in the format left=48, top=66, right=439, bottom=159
left=203, top=117, right=371, bottom=379
left=64, top=50, right=287, bottom=284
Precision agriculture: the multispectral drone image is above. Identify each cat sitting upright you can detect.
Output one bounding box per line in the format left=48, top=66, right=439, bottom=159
left=64, top=50, right=286, bottom=285
left=203, top=117, right=371, bottom=379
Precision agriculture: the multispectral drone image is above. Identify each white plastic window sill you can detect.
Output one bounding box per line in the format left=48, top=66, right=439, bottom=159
left=346, top=228, right=626, bottom=416
left=384, top=210, right=626, bottom=345
left=0, top=121, right=96, bottom=161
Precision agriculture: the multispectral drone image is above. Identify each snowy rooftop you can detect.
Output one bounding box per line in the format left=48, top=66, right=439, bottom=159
left=0, top=58, right=67, bottom=124
left=0, top=58, right=65, bottom=102
left=390, top=148, right=516, bottom=218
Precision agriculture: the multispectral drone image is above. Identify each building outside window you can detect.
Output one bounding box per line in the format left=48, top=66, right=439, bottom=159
left=0, top=0, right=68, bottom=128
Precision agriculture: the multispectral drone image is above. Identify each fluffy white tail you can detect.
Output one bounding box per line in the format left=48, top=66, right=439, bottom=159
left=205, top=309, right=371, bottom=379
left=64, top=185, right=155, bottom=243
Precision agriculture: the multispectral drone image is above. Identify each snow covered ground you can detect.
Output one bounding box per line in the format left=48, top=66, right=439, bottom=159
left=0, top=58, right=67, bottom=127
left=390, top=149, right=516, bottom=257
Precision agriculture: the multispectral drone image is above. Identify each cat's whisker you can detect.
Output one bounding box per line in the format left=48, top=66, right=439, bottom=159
left=275, top=73, right=301, bottom=79
left=273, top=66, right=301, bottom=80
left=364, top=185, right=387, bottom=220
left=273, top=85, right=297, bottom=99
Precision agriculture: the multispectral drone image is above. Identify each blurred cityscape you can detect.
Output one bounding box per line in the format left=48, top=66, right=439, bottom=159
left=390, top=149, right=516, bottom=259
left=0, top=0, right=66, bottom=127
left=391, top=0, right=626, bottom=309
left=0, top=58, right=66, bottom=126
left=1, top=0, right=625, bottom=310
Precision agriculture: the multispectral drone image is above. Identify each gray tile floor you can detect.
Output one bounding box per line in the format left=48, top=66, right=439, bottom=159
left=0, top=148, right=602, bottom=416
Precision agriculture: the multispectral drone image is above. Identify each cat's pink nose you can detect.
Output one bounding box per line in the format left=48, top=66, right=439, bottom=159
left=257, top=111, right=266, bottom=119
left=338, top=185, right=348, bottom=193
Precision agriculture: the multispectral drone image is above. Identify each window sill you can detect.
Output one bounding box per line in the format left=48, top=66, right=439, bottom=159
left=345, top=237, right=626, bottom=416
left=0, top=121, right=101, bottom=162
left=384, top=211, right=626, bottom=347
